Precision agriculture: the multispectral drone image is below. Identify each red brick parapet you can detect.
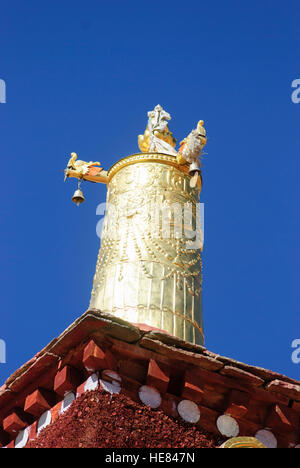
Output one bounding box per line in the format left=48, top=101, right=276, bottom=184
left=0, top=309, right=300, bottom=448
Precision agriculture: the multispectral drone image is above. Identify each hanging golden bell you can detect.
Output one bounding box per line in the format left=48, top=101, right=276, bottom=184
left=189, top=160, right=201, bottom=175
left=72, top=187, right=85, bottom=206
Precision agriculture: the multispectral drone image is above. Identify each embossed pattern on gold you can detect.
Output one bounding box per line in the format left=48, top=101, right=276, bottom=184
left=221, top=437, right=266, bottom=449
left=90, top=155, right=204, bottom=345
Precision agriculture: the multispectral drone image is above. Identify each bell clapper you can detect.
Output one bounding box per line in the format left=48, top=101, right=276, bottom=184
left=190, top=171, right=199, bottom=188
left=72, top=178, right=85, bottom=206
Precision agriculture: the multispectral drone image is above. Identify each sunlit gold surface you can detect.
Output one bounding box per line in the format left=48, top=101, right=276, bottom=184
left=221, top=437, right=266, bottom=449
left=107, top=153, right=202, bottom=189
left=90, top=153, right=204, bottom=345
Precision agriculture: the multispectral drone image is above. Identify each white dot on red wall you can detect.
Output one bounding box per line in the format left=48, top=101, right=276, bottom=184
left=216, top=415, right=239, bottom=438
left=37, top=410, right=52, bottom=434
left=177, top=400, right=201, bottom=423
left=138, top=385, right=162, bottom=409
left=60, top=391, right=76, bottom=414
left=84, top=373, right=99, bottom=392
left=15, top=428, right=29, bottom=449
left=100, top=379, right=121, bottom=395
left=255, top=429, right=277, bottom=449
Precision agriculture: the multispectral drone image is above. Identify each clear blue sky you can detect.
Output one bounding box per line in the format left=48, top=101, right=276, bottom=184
left=0, top=0, right=299, bottom=382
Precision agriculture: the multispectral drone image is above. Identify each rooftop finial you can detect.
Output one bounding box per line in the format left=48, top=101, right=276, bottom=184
left=138, top=104, right=177, bottom=155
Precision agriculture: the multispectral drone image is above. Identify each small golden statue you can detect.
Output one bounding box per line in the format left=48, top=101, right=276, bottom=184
left=138, top=104, right=177, bottom=154
left=64, top=152, right=108, bottom=185
left=65, top=152, right=102, bottom=180
left=178, top=120, right=207, bottom=163
left=178, top=120, right=207, bottom=187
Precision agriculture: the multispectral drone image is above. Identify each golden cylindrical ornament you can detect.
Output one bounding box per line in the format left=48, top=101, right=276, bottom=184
left=90, top=153, right=204, bottom=345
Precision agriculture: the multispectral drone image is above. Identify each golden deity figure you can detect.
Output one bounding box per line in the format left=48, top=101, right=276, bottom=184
left=64, top=105, right=207, bottom=345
